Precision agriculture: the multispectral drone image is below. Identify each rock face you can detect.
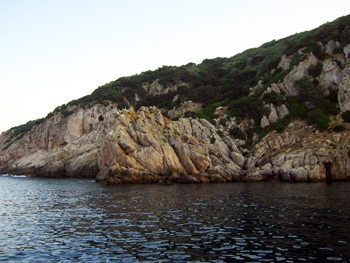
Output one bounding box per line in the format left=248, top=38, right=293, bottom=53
left=2, top=104, right=349, bottom=184
left=143, top=79, right=189, bottom=96
left=96, top=107, right=244, bottom=184
left=249, top=121, right=350, bottom=182
left=0, top=104, right=120, bottom=178
left=167, top=101, right=202, bottom=119
left=283, top=53, right=319, bottom=96
left=2, top=38, right=350, bottom=184
left=338, top=63, right=350, bottom=112
left=0, top=106, right=245, bottom=183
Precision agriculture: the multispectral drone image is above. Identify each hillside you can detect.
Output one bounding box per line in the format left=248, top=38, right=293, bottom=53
left=1, top=14, right=350, bottom=183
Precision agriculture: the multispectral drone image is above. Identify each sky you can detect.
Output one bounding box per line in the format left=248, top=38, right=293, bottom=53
left=0, top=0, right=349, bottom=133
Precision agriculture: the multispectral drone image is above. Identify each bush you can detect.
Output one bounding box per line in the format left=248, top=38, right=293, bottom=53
left=307, top=109, right=330, bottom=131
left=197, top=102, right=224, bottom=121
left=288, top=97, right=308, bottom=119
left=333, top=46, right=344, bottom=54
left=342, top=111, right=350, bottom=122
left=262, top=91, right=285, bottom=105
left=308, top=62, right=323, bottom=78
left=295, top=77, right=320, bottom=104
left=290, top=52, right=307, bottom=67
left=262, top=117, right=291, bottom=134
left=229, top=127, right=246, bottom=140
left=333, top=125, right=346, bottom=132
left=228, top=96, right=264, bottom=123
left=305, top=42, right=324, bottom=59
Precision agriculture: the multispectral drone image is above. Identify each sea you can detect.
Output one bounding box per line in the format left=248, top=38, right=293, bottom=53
left=0, top=175, right=349, bottom=262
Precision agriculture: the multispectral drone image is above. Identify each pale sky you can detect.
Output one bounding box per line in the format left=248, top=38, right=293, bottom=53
left=0, top=0, right=349, bottom=133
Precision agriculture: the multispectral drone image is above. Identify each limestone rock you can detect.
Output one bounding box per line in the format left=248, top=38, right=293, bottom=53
left=319, top=59, right=342, bottom=90
left=231, top=152, right=245, bottom=168
left=143, top=79, right=189, bottom=96
left=283, top=53, right=318, bottom=96
left=325, top=40, right=341, bottom=55
left=277, top=104, right=289, bottom=119
left=167, top=101, right=202, bottom=119
left=268, top=104, right=279, bottom=124
left=278, top=55, right=291, bottom=70
left=344, top=44, right=350, bottom=58
left=261, top=116, right=270, bottom=128
left=338, top=63, right=350, bottom=112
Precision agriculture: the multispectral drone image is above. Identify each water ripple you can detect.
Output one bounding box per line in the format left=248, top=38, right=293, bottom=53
left=0, top=176, right=349, bottom=261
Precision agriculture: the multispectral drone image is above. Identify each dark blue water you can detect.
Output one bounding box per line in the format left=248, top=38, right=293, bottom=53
left=0, top=175, right=349, bottom=262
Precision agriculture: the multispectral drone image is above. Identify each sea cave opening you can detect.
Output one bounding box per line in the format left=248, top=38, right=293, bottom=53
left=324, top=162, right=333, bottom=184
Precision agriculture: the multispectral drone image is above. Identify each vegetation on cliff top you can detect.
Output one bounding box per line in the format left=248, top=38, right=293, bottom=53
left=6, top=14, right=350, bottom=141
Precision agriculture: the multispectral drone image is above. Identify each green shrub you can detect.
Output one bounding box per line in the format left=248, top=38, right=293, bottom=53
left=8, top=118, right=44, bottom=140
left=307, top=109, right=330, bottom=131
left=290, top=52, right=307, bottom=67
left=271, top=117, right=291, bottom=133
left=229, top=127, right=246, bottom=140
left=197, top=102, right=224, bottom=121
left=288, top=97, right=308, bottom=119
left=228, top=96, right=263, bottom=123
left=333, top=46, right=344, bottom=54
left=262, top=91, right=285, bottom=105
left=305, top=42, right=324, bottom=59
left=295, top=77, right=320, bottom=104
left=308, top=62, right=323, bottom=78
left=342, top=111, right=350, bottom=122
left=333, top=125, right=346, bottom=132
left=262, top=68, right=292, bottom=88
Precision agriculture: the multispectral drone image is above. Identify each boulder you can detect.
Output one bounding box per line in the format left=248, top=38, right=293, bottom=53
left=261, top=116, right=270, bottom=128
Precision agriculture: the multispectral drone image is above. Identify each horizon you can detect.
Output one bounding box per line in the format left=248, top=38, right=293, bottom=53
left=0, top=0, right=349, bottom=133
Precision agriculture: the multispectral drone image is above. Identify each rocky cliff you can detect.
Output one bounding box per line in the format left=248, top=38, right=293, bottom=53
left=1, top=15, right=350, bottom=183
left=0, top=106, right=246, bottom=183
left=1, top=104, right=350, bottom=183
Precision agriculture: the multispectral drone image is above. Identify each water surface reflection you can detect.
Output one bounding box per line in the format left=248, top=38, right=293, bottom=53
left=0, top=177, right=349, bottom=262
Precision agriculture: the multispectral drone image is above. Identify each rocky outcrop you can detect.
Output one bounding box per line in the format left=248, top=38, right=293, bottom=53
left=2, top=38, right=350, bottom=184
left=96, top=107, right=244, bottom=184
left=283, top=53, right=318, bottom=96
left=143, top=79, right=189, bottom=96
left=260, top=116, right=269, bottom=128
left=319, top=59, right=342, bottom=90
left=325, top=40, right=341, bottom=55
left=344, top=44, right=350, bottom=58
left=338, top=63, right=350, bottom=112
left=249, top=121, right=350, bottom=182
left=0, top=103, right=120, bottom=177
left=167, top=101, right=202, bottom=119
left=278, top=55, right=292, bottom=70
left=0, top=105, right=246, bottom=183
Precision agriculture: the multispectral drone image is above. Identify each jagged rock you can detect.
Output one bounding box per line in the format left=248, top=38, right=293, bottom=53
left=143, top=79, right=189, bottom=96
left=344, top=44, right=350, bottom=58
left=167, top=101, right=202, bottom=119
left=214, top=106, right=228, bottom=118
left=319, top=59, right=342, bottom=90
left=271, top=83, right=282, bottom=94
left=268, top=104, right=279, bottom=124
left=338, top=63, right=350, bottom=112
left=278, top=55, right=292, bottom=70
left=231, top=152, right=245, bottom=168
left=325, top=40, right=341, bottom=55
left=0, top=106, right=248, bottom=184
left=249, top=120, right=350, bottom=182
left=277, top=104, right=289, bottom=119
left=283, top=53, right=318, bottom=96
left=260, top=116, right=270, bottom=128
